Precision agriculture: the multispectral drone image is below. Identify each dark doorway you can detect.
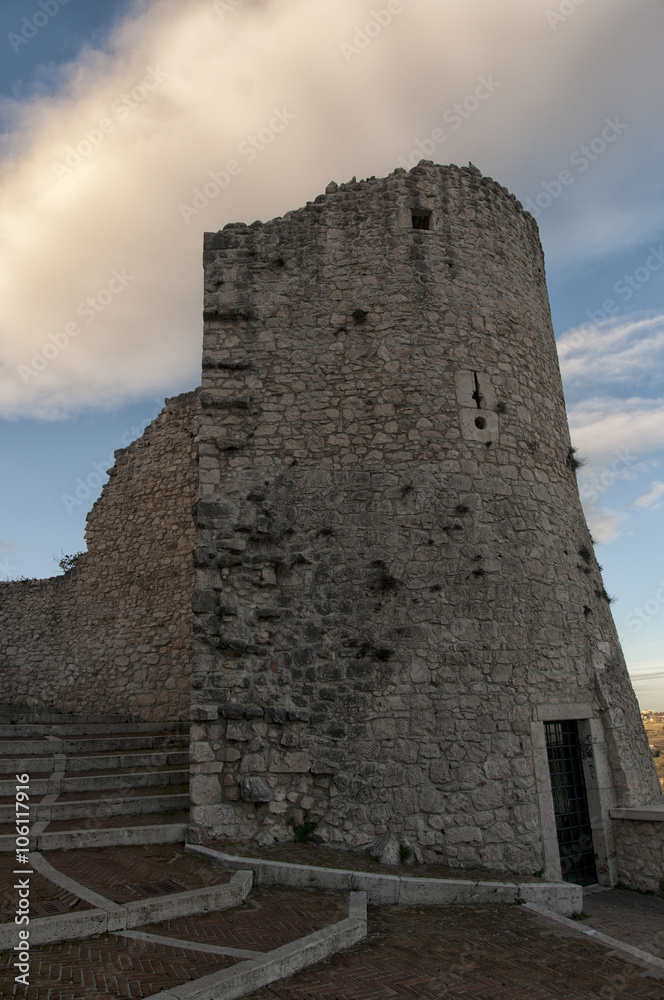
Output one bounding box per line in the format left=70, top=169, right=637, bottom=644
left=544, top=720, right=598, bottom=885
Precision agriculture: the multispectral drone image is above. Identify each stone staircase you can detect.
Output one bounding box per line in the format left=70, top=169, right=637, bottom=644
left=0, top=706, right=190, bottom=850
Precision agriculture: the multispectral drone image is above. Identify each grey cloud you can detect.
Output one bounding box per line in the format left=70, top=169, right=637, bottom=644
left=0, top=0, right=662, bottom=417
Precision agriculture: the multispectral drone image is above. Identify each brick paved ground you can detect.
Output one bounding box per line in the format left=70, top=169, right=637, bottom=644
left=0, top=885, right=347, bottom=998
left=212, top=840, right=547, bottom=883
left=43, top=844, right=232, bottom=903
left=0, top=932, right=237, bottom=999
left=0, top=852, right=93, bottom=922
left=583, top=887, right=664, bottom=960
left=143, top=886, right=348, bottom=952
left=248, top=905, right=664, bottom=999
left=3, top=845, right=663, bottom=1000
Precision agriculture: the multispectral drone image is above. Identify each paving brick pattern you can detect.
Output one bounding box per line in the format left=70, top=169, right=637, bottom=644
left=0, top=932, right=236, bottom=999
left=213, top=840, right=547, bottom=883
left=143, top=887, right=348, bottom=952
left=43, top=845, right=232, bottom=903
left=584, top=888, right=664, bottom=960
left=0, top=853, right=92, bottom=923
left=248, top=905, right=664, bottom=999
left=0, top=886, right=346, bottom=998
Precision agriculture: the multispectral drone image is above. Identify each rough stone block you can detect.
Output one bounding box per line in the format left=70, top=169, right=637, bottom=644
left=369, top=833, right=401, bottom=866
left=190, top=774, right=222, bottom=806
left=240, top=776, right=272, bottom=802
left=269, top=751, right=312, bottom=773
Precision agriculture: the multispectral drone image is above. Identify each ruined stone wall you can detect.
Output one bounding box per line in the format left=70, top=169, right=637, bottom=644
left=0, top=390, right=199, bottom=722
left=190, top=162, right=661, bottom=874
left=613, top=816, right=664, bottom=894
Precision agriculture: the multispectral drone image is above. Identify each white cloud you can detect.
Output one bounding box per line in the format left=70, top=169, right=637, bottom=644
left=629, top=667, right=664, bottom=682
left=582, top=504, right=628, bottom=544
left=568, top=396, right=664, bottom=465
left=558, top=312, right=664, bottom=396
left=564, top=318, right=664, bottom=530
left=632, top=481, right=664, bottom=510
left=0, top=0, right=662, bottom=418
left=627, top=665, right=664, bottom=710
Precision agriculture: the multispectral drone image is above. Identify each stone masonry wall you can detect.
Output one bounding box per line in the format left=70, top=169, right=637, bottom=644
left=0, top=390, right=199, bottom=722
left=613, top=818, right=664, bottom=894
left=190, top=162, right=662, bottom=874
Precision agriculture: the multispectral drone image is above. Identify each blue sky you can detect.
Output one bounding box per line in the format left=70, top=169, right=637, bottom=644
left=0, top=0, right=663, bottom=707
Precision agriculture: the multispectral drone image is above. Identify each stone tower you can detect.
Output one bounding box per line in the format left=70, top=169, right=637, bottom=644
left=190, top=161, right=661, bottom=883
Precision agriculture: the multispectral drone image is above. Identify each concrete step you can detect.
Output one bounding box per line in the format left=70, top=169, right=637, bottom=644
left=0, top=767, right=189, bottom=798
left=0, top=776, right=50, bottom=796
left=61, top=734, right=188, bottom=754
left=0, top=756, right=55, bottom=775
left=0, top=748, right=190, bottom=775
left=64, top=749, right=191, bottom=772
left=53, top=792, right=188, bottom=822
left=0, top=714, right=191, bottom=851
left=0, top=817, right=188, bottom=851
left=0, top=738, right=54, bottom=757
left=56, top=781, right=189, bottom=801
left=0, top=733, right=188, bottom=756
left=38, top=821, right=189, bottom=851
left=0, top=705, right=139, bottom=725
left=0, top=789, right=189, bottom=823
left=61, top=767, right=189, bottom=795
left=0, top=722, right=189, bottom=738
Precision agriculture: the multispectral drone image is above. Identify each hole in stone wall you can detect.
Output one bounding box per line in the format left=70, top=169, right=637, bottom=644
left=474, top=416, right=487, bottom=429
left=472, top=371, right=484, bottom=409
left=411, top=211, right=431, bottom=230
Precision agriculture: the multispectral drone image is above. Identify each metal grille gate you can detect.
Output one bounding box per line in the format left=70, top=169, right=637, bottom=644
left=544, top=720, right=597, bottom=885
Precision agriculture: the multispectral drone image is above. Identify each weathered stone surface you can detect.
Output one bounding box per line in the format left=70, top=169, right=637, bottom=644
left=269, top=751, right=312, bottom=773
left=239, top=753, right=267, bottom=774
left=191, top=804, right=239, bottom=829
left=190, top=161, right=661, bottom=875
left=401, top=839, right=425, bottom=865
left=190, top=774, right=222, bottom=806
left=190, top=741, right=215, bottom=763
left=0, top=390, right=199, bottom=721
left=311, top=824, right=344, bottom=845
left=613, top=817, right=664, bottom=893
left=240, top=777, right=272, bottom=802
left=191, top=705, right=219, bottom=721
left=369, top=833, right=401, bottom=866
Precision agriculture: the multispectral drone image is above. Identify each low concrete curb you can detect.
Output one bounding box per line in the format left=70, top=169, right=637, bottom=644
left=185, top=845, right=581, bottom=916
left=524, top=902, right=664, bottom=976
left=117, top=928, right=264, bottom=960
left=29, top=851, right=124, bottom=911
left=0, top=870, right=253, bottom=950
left=149, top=891, right=367, bottom=1000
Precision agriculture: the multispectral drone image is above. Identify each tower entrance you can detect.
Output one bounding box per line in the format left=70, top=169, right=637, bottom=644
left=544, top=720, right=598, bottom=885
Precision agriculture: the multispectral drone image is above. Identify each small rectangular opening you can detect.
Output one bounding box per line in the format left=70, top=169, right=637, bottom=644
left=411, top=211, right=431, bottom=231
